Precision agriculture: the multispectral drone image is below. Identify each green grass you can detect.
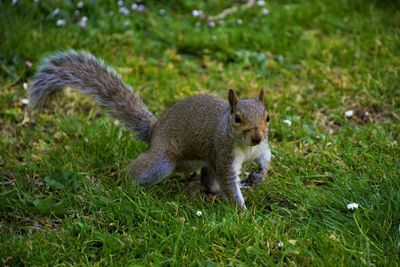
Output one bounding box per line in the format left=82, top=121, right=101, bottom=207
left=1, top=0, right=399, bottom=265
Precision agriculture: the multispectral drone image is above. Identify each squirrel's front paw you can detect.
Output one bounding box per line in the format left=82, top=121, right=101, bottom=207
left=246, top=171, right=264, bottom=185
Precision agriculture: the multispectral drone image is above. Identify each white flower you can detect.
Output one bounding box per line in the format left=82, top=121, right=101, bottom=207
left=117, top=0, right=124, bottom=7
left=79, top=16, right=88, bottom=29
left=159, top=9, right=166, bottom=15
left=277, top=241, right=283, bottom=248
left=192, top=10, right=203, bottom=17
left=261, top=8, right=270, bottom=15
left=196, top=210, right=203, bottom=217
left=22, top=98, right=29, bottom=105
left=77, top=1, right=84, bottom=9
left=23, top=82, right=28, bottom=90
left=257, top=0, right=266, bottom=6
left=345, top=110, right=354, bottom=118
left=208, top=21, right=216, bottom=28
left=131, top=3, right=145, bottom=11
left=52, top=8, right=61, bottom=17
left=12, top=0, right=18, bottom=5
left=236, top=19, right=243, bottom=25
left=283, top=119, right=292, bottom=127
left=136, top=4, right=145, bottom=12
left=56, top=19, right=66, bottom=26
left=114, top=119, right=120, bottom=126
left=119, top=6, right=130, bottom=16
left=347, top=202, right=359, bottom=210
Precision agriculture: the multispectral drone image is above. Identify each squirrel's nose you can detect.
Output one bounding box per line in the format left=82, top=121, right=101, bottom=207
left=251, top=135, right=262, bottom=145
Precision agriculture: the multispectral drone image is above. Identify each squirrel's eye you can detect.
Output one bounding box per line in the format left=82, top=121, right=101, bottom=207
left=234, top=114, right=241, bottom=123
left=266, top=115, right=270, bottom=122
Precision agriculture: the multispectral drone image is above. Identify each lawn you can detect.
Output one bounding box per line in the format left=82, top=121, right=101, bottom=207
left=1, top=0, right=399, bottom=265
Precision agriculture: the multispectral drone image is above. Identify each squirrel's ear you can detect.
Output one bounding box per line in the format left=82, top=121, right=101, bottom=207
left=228, top=89, right=239, bottom=112
left=258, top=88, right=265, bottom=102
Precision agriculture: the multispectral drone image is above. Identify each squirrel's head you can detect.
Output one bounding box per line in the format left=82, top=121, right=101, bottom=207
left=228, top=89, right=270, bottom=146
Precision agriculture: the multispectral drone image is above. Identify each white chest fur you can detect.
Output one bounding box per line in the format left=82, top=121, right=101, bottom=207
left=232, top=140, right=271, bottom=178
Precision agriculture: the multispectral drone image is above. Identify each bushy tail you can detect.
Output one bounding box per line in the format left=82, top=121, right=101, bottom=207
left=29, top=50, right=156, bottom=141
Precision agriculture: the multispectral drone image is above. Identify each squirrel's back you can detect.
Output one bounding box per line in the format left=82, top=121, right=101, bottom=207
left=150, top=94, right=229, bottom=160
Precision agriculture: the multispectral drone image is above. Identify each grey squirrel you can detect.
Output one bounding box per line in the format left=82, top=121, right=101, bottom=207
left=29, top=50, right=271, bottom=210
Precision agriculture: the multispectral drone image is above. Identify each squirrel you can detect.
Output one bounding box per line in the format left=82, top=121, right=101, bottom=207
left=29, top=50, right=272, bottom=210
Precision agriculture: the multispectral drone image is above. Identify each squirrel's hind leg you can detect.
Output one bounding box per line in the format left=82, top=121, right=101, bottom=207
left=201, top=166, right=221, bottom=194
left=129, top=150, right=175, bottom=184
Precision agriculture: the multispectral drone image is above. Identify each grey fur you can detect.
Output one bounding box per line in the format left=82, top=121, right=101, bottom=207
left=29, top=50, right=156, bottom=141
left=30, top=51, right=272, bottom=210
left=129, top=94, right=271, bottom=209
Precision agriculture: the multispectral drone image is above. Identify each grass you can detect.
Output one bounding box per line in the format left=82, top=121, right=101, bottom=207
left=1, top=0, right=399, bottom=265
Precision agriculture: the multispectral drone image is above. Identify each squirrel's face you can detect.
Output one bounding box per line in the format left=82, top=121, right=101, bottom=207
left=228, top=89, right=270, bottom=146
